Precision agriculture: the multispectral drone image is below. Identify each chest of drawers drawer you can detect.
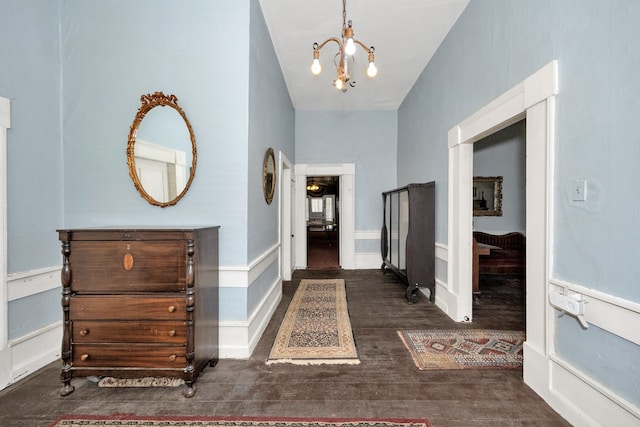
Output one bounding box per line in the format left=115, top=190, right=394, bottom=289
left=72, top=345, right=187, bottom=368
left=72, top=321, right=187, bottom=344
left=70, top=295, right=187, bottom=320
left=69, top=240, right=186, bottom=293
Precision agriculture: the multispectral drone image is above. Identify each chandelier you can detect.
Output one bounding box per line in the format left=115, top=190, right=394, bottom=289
left=310, top=0, right=377, bottom=92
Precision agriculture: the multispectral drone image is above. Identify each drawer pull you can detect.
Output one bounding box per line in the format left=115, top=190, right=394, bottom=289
left=168, top=330, right=176, bottom=337
left=79, top=329, right=89, bottom=336
left=168, top=354, right=176, bottom=362
left=167, top=305, right=176, bottom=313
left=80, top=354, right=89, bottom=361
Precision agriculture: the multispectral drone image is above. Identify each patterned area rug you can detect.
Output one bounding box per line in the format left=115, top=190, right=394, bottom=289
left=267, top=278, right=359, bottom=365
left=398, top=329, right=525, bottom=370
left=97, top=376, right=185, bottom=388
left=49, top=415, right=431, bottom=427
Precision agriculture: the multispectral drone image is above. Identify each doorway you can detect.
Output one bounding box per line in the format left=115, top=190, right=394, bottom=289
left=472, top=120, right=527, bottom=326
left=294, top=163, right=355, bottom=270
left=446, top=60, right=557, bottom=396
left=306, top=176, right=340, bottom=269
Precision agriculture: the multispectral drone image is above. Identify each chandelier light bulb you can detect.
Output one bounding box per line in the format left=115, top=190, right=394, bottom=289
left=345, top=37, right=356, bottom=56
left=311, top=58, right=322, bottom=75
left=335, top=78, right=344, bottom=91
left=367, top=61, right=377, bottom=78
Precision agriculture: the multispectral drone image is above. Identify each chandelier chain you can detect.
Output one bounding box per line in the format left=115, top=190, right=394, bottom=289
left=343, top=0, right=347, bottom=28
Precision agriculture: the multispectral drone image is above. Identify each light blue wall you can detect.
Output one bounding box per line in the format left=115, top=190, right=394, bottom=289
left=60, top=0, right=251, bottom=267
left=0, top=0, right=62, bottom=273
left=295, top=110, right=397, bottom=232
left=247, top=0, right=295, bottom=263
left=473, top=120, right=526, bottom=234
left=399, top=0, right=640, bottom=409
left=246, top=0, right=294, bottom=319
left=0, top=0, right=63, bottom=340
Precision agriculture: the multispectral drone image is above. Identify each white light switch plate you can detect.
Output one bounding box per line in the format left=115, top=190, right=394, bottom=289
left=572, top=179, right=587, bottom=201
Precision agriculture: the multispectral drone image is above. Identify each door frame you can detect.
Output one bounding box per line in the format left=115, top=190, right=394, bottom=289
left=0, top=96, right=10, bottom=388
left=294, top=163, right=355, bottom=270
left=445, top=61, right=558, bottom=397
left=278, top=151, right=294, bottom=280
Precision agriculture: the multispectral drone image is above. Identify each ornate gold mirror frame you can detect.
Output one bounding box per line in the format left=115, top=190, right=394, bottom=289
left=473, top=176, right=503, bottom=216
left=127, top=92, right=197, bottom=207
left=263, top=147, right=276, bottom=204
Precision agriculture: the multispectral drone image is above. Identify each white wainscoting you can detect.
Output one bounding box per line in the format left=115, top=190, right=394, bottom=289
left=8, top=321, right=61, bottom=383
left=218, top=243, right=282, bottom=359
left=546, top=278, right=640, bottom=426
left=354, top=229, right=381, bottom=269
left=8, top=266, right=60, bottom=302
left=2, top=267, right=62, bottom=390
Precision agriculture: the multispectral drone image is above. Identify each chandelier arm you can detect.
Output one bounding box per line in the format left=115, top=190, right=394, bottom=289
left=354, top=40, right=374, bottom=54
left=315, top=37, right=342, bottom=52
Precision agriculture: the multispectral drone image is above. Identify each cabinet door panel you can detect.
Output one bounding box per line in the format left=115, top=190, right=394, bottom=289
left=390, top=192, right=399, bottom=266
left=399, top=190, right=409, bottom=272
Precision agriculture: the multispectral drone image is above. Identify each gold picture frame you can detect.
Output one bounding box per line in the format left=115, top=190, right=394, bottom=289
left=473, top=176, right=503, bottom=216
left=263, top=147, right=276, bottom=204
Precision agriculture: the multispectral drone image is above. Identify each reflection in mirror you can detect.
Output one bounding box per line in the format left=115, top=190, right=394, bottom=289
left=127, top=92, right=197, bottom=207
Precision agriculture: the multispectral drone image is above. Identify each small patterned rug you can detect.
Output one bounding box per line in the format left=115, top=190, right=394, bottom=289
left=267, top=278, right=359, bottom=365
left=398, top=329, right=525, bottom=370
left=49, top=415, right=431, bottom=427
left=97, top=376, right=185, bottom=388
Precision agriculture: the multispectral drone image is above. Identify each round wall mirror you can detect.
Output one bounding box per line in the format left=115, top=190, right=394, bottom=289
left=263, top=147, right=276, bottom=204
left=127, top=92, right=197, bottom=207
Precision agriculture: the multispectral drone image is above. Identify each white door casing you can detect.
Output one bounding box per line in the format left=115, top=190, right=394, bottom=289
left=279, top=152, right=294, bottom=281
left=294, top=163, right=355, bottom=270
left=445, top=61, right=558, bottom=397
left=0, top=96, right=10, bottom=388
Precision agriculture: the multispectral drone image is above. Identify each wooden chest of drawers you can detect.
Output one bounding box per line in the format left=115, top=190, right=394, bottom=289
left=57, top=227, right=219, bottom=398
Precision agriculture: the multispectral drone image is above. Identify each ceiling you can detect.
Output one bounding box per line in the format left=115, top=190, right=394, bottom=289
left=258, top=0, right=470, bottom=111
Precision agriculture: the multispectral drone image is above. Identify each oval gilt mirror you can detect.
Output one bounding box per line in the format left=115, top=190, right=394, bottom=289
left=263, top=147, right=276, bottom=204
left=127, top=92, right=197, bottom=207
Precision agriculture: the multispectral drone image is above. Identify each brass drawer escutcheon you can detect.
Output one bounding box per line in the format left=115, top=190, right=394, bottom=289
left=123, top=253, right=134, bottom=271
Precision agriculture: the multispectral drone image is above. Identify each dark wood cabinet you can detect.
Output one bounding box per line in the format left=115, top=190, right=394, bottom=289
left=57, top=227, right=219, bottom=398
left=381, top=182, right=435, bottom=303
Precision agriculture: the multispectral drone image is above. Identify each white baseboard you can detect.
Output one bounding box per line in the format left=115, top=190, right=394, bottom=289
left=219, top=276, right=282, bottom=359
left=547, top=357, right=640, bottom=427
left=354, top=252, right=381, bottom=269
left=6, top=321, right=61, bottom=387
left=523, top=341, right=549, bottom=401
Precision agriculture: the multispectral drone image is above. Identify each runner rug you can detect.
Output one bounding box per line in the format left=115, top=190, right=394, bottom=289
left=267, top=278, right=359, bottom=365
left=49, top=415, right=431, bottom=427
left=398, top=329, right=525, bottom=370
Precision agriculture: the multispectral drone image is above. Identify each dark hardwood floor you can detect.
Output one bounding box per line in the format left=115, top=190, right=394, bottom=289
left=0, top=269, right=569, bottom=427
left=306, top=230, right=339, bottom=269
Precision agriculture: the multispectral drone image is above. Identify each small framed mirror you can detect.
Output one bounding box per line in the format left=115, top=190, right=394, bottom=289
left=473, top=176, right=503, bottom=216
left=127, top=92, right=197, bottom=207
left=263, top=148, right=276, bottom=204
